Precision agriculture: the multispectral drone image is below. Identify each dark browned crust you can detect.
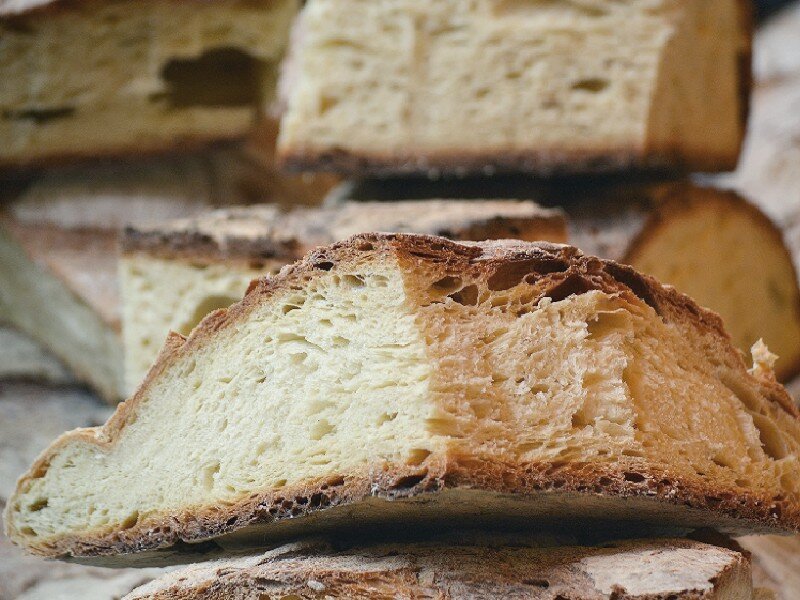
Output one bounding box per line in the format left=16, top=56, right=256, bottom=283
left=277, top=145, right=742, bottom=179
left=0, top=0, right=280, bottom=19
left=6, top=234, right=800, bottom=565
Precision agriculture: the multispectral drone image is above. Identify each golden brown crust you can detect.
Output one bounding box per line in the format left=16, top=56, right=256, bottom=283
left=7, top=234, right=799, bottom=565
left=277, top=144, right=742, bottom=178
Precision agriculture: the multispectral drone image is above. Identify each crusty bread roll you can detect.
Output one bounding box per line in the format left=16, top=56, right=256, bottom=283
left=124, top=538, right=757, bottom=600
left=120, top=200, right=567, bottom=392
left=278, top=0, right=750, bottom=176
left=0, top=0, right=297, bottom=166
left=7, top=235, right=800, bottom=566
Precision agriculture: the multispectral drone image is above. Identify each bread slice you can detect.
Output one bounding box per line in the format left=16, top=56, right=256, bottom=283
left=0, top=0, right=297, bottom=167
left=124, top=538, right=756, bottom=600
left=277, top=0, right=751, bottom=177
left=0, top=156, right=273, bottom=402
left=333, top=181, right=800, bottom=382
left=120, top=200, right=567, bottom=393
left=7, top=234, right=800, bottom=566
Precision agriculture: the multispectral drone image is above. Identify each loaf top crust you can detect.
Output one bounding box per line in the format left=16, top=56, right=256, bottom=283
left=124, top=537, right=752, bottom=600
left=122, top=200, right=567, bottom=263
left=7, top=234, right=800, bottom=565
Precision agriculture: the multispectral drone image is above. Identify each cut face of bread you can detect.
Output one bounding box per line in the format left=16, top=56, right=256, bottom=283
left=124, top=538, right=755, bottom=600
left=8, top=235, right=800, bottom=565
left=0, top=0, right=297, bottom=166
left=120, top=200, right=566, bottom=393
left=278, top=0, right=749, bottom=176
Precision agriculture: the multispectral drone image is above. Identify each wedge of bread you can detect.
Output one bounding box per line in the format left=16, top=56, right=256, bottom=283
left=277, top=0, right=751, bottom=177
left=7, top=234, right=800, bottom=565
left=0, top=0, right=298, bottom=167
left=124, top=538, right=757, bottom=600
left=0, top=156, right=273, bottom=402
left=332, top=181, right=800, bottom=381
left=120, top=200, right=567, bottom=393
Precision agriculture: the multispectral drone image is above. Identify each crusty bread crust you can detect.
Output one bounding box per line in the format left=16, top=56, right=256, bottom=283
left=277, top=145, right=743, bottom=178
left=121, top=201, right=567, bottom=263
left=123, top=537, right=752, bottom=600
left=7, top=234, right=799, bottom=565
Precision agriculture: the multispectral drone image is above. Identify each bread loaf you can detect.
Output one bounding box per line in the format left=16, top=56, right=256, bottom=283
left=278, top=0, right=750, bottom=176
left=0, top=0, right=297, bottom=166
left=120, top=200, right=567, bottom=392
left=7, top=235, right=800, bottom=566
left=124, top=538, right=757, bottom=600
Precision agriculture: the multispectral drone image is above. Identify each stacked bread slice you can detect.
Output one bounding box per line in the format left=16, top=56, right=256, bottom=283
left=0, top=0, right=298, bottom=166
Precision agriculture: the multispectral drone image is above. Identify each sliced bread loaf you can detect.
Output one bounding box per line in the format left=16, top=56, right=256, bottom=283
left=124, top=538, right=757, bottom=600
left=120, top=200, right=566, bottom=392
left=278, top=0, right=750, bottom=176
left=7, top=235, right=800, bottom=566
left=0, top=0, right=297, bottom=166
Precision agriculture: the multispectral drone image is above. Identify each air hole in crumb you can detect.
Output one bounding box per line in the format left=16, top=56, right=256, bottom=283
left=342, top=274, right=366, bottom=288
left=3, top=106, right=76, bottom=124
left=587, top=310, right=631, bottom=340
left=121, top=511, right=139, bottom=530
left=448, top=284, right=479, bottom=306
left=158, top=47, right=266, bottom=109
left=28, top=498, right=48, bottom=512
left=392, top=472, right=427, bottom=489
left=751, top=413, right=788, bottom=460
left=377, top=412, right=398, bottom=425
left=544, top=273, right=596, bottom=303
left=623, top=472, right=646, bottom=483
left=571, top=410, right=590, bottom=429
left=523, top=579, right=550, bottom=588
left=310, top=418, right=335, bottom=441
left=487, top=259, right=538, bottom=291
left=572, top=77, right=609, bottom=92
left=407, top=449, right=432, bottom=466
left=202, top=462, right=221, bottom=491
left=431, top=276, right=463, bottom=294
left=315, top=261, right=334, bottom=271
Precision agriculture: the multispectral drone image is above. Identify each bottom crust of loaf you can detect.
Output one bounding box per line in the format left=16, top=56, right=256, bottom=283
left=278, top=146, right=740, bottom=178
left=42, top=457, right=793, bottom=568
left=123, top=537, right=753, bottom=600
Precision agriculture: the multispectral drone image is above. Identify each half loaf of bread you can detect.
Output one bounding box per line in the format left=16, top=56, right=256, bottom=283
left=7, top=234, right=800, bottom=566
left=278, top=0, right=750, bottom=176
left=124, top=538, right=757, bottom=600
left=0, top=0, right=297, bottom=166
left=120, top=200, right=567, bottom=392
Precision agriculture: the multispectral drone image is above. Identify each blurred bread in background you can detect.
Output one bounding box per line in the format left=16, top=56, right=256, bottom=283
left=0, top=0, right=298, bottom=167
left=278, top=0, right=750, bottom=177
